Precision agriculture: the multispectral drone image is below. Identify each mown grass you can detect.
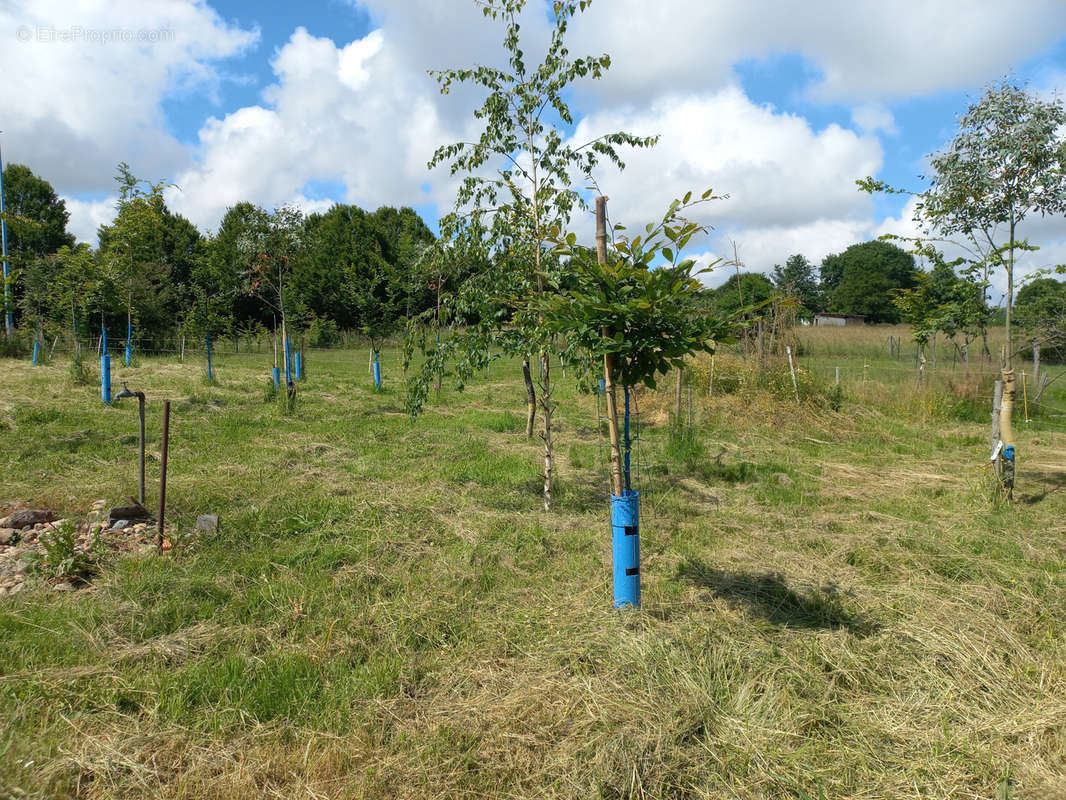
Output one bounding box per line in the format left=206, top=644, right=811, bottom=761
left=0, top=334, right=1064, bottom=799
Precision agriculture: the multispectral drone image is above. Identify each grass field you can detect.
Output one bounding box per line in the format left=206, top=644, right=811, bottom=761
left=1, top=331, right=1065, bottom=799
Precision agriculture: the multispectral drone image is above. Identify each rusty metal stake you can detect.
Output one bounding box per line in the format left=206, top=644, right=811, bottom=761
left=158, top=399, right=170, bottom=553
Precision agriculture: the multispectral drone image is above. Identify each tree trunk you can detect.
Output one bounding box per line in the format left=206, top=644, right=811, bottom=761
left=675, top=367, right=684, bottom=424
left=990, top=379, right=1003, bottom=484
left=522, top=359, right=536, bottom=438
left=540, top=352, right=553, bottom=511
left=1000, top=368, right=1016, bottom=500
left=604, top=354, right=623, bottom=498
left=1033, top=341, right=1040, bottom=385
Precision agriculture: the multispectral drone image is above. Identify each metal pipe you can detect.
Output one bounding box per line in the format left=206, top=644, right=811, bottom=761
left=158, top=399, right=170, bottom=553
left=116, top=383, right=147, bottom=505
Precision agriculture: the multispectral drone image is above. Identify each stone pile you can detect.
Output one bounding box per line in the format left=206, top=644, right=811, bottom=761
left=0, top=499, right=159, bottom=597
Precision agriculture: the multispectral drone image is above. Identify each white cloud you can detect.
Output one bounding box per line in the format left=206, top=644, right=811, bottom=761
left=165, top=26, right=463, bottom=232
left=565, top=87, right=882, bottom=269
left=62, top=195, right=117, bottom=245
left=851, top=104, right=898, bottom=136
left=0, top=0, right=258, bottom=193
left=569, top=0, right=1066, bottom=104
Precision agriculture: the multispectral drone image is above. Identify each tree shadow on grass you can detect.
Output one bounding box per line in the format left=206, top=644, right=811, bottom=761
left=1018, top=470, right=1066, bottom=505
left=676, top=558, right=879, bottom=636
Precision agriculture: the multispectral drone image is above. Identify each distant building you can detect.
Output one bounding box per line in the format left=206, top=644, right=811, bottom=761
left=813, top=313, right=866, bottom=327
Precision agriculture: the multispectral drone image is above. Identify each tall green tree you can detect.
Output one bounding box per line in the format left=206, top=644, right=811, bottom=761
left=424, top=0, right=656, bottom=509
left=826, top=240, right=919, bottom=323
left=770, top=254, right=822, bottom=316
left=1, top=163, right=75, bottom=331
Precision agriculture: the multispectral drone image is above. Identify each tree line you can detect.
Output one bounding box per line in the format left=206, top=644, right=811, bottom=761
left=2, top=162, right=444, bottom=356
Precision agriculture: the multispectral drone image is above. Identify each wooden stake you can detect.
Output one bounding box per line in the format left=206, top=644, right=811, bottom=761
left=596, top=196, right=624, bottom=498
left=786, top=346, right=799, bottom=402
left=1000, top=368, right=1016, bottom=499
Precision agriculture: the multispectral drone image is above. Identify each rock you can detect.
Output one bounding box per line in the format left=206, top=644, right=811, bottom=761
left=108, top=501, right=153, bottom=525
left=9, top=582, right=26, bottom=595
left=53, top=582, right=76, bottom=592
left=195, top=514, right=219, bottom=534
left=5, top=509, right=55, bottom=530
left=110, top=519, right=131, bottom=531
left=0, top=529, right=18, bottom=545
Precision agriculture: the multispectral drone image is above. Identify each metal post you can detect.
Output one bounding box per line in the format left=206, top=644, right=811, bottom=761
left=0, top=138, right=12, bottom=338
left=206, top=331, right=213, bottom=382
left=137, top=395, right=145, bottom=504
left=158, top=400, right=170, bottom=553
left=101, top=353, right=111, bottom=405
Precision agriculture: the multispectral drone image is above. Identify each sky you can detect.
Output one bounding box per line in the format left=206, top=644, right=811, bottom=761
left=2, top=0, right=1066, bottom=298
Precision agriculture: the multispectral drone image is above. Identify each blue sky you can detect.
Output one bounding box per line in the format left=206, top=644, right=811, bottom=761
left=2, top=0, right=1066, bottom=292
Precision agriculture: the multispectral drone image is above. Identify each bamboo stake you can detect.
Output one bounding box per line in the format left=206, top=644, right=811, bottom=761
left=596, top=196, right=624, bottom=499
left=786, top=345, right=799, bottom=402
left=1022, top=370, right=1030, bottom=424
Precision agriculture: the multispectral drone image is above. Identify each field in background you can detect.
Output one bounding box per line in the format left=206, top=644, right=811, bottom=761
left=1, top=326, right=1065, bottom=799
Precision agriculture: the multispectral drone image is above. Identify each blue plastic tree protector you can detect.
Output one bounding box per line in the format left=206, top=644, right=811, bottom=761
left=101, top=325, right=107, bottom=355
left=125, top=320, right=132, bottom=365
left=611, top=489, right=640, bottom=607
left=623, top=387, right=632, bottom=491
left=101, top=354, right=112, bottom=405
left=272, top=366, right=281, bottom=390
left=294, top=352, right=302, bottom=381
left=598, top=378, right=606, bottom=395
left=32, top=340, right=39, bottom=365
left=373, top=350, right=382, bottom=389
left=206, top=331, right=213, bottom=383
left=284, top=338, right=292, bottom=386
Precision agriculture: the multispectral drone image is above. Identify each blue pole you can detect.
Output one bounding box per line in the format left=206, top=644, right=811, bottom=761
left=294, top=351, right=302, bottom=381
left=610, top=490, right=640, bottom=607
left=206, top=331, right=213, bottom=382
left=0, top=140, right=12, bottom=338
left=272, top=366, right=280, bottom=390
left=623, top=387, right=632, bottom=492
left=372, top=349, right=381, bottom=390
left=101, top=353, right=111, bottom=405
left=284, top=337, right=292, bottom=386
left=32, top=339, right=39, bottom=365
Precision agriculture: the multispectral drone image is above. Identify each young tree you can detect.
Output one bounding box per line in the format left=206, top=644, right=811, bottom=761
left=918, top=82, right=1066, bottom=367
left=424, top=0, right=656, bottom=509
left=238, top=205, right=307, bottom=386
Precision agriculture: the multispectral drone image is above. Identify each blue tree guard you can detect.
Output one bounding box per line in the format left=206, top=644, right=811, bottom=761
left=294, top=351, right=302, bottom=381
left=372, top=349, right=382, bottom=390
left=101, top=325, right=107, bottom=355
left=205, top=331, right=214, bottom=382
left=101, top=353, right=112, bottom=405
left=125, top=319, right=132, bottom=366
left=284, top=337, right=292, bottom=386
left=272, top=366, right=281, bottom=390
left=32, top=340, right=39, bottom=365
left=611, top=490, right=640, bottom=607
left=598, top=378, right=606, bottom=395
